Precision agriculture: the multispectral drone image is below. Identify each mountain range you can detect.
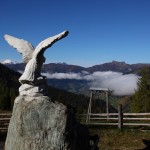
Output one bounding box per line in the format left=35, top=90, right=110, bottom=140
left=1, top=60, right=147, bottom=112
left=2, top=61, right=148, bottom=95
left=0, top=62, right=117, bottom=113
left=5, top=60, right=150, bottom=74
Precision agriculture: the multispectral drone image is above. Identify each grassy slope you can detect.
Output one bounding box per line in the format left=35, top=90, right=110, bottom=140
left=89, top=127, right=150, bottom=150
left=1, top=126, right=150, bottom=150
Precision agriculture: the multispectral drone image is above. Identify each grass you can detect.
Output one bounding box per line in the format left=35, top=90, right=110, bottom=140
left=1, top=111, right=150, bottom=149
left=89, top=126, right=150, bottom=150
left=1, top=126, right=150, bottom=150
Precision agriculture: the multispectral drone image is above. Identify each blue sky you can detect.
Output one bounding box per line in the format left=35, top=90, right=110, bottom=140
left=0, top=0, right=150, bottom=67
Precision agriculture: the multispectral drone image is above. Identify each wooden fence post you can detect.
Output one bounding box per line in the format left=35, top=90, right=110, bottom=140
left=118, top=104, right=123, bottom=129
left=86, top=92, right=93, bottom=123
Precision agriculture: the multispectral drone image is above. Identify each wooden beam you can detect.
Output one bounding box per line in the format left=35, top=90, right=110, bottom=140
left=118, top=104, right=123, bottom=130
left=86, top=91, right=93, bottom=123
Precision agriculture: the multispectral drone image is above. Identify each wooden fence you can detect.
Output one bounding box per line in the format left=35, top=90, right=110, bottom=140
left=79, top=105, right=150, bottom=129
left=0, top=113, right=11, bottom=132
left=1, top=105, right=150, bottom=132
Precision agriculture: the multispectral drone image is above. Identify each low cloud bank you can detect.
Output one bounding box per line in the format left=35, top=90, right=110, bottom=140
left=43, top=71, right=139, bottom=96
left=88, top=72, right=138, bottom=96
left=42, top=72, right=83, bottom=80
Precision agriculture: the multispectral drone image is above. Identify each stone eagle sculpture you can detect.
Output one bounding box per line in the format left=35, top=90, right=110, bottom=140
left=4, top=31, right=69, bottom=96
left=4, top=31, right=69, bottom=84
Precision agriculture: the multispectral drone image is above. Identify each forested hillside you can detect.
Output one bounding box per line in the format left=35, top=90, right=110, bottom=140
left=5, top=61, right=150, bottom=74
left=0, top=63, right=117, bottom=113
left=131, top=67, right=150, bottom=112
left=48, top=86, right=117, bottom=114
left=0, top=63, right=20, bottom=110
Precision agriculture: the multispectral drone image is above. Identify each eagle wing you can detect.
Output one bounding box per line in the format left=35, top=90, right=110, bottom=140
left=4, top=34, right=34, bottom=63
left=33, top=31, right=69, bottom=58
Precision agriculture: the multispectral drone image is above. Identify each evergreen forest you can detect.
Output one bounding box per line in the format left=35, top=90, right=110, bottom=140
left=0, top=63, right=116, bottom=114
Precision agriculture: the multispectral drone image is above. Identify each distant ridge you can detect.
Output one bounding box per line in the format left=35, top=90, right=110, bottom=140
left=4, top=61, right=150, bottom=74
left=0, top=63, right=117, bottom=113
left=2, top=61, right=147, bottom=95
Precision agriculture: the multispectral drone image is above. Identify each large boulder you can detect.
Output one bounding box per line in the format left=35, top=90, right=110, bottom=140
left=5, top=96, right=91, bottom=150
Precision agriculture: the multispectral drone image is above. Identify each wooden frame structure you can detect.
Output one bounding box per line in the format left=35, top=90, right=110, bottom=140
left=86, top=87, right=112, bottom=123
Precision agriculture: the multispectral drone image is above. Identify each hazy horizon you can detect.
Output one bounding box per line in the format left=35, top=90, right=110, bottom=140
left=0, top=0, right=150, bottom=67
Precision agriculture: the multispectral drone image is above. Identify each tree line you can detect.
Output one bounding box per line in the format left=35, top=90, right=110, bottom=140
left=0, top=63, right=116, bottom=114
left=131, top=66, right=150, bottom=112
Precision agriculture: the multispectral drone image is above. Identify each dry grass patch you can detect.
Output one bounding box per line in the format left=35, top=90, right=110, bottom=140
left=89, top=127, right=150, bottom=150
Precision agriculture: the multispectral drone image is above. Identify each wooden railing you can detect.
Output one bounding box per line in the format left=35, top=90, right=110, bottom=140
left=0, top=113, right=11, bottom=132
left=78, top=105, right=150, bottom=129
left=1, top=107, right=150, bottom=131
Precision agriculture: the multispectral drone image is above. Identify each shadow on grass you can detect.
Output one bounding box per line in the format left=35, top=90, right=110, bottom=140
left=88, top=125, right=150, bottom=150
left=0, top=131, right=7, bottom=150
left=137, top=139, right=150, bottom=150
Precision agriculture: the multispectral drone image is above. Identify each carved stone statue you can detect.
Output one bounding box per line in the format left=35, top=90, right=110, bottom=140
left=4, top=31, right=69, bottom=97
left=4, top=31, right=92, bottom=150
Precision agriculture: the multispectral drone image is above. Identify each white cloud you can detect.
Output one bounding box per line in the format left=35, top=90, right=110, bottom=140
left=42, top=71, right=139, bottom=96
left=1, top=59, right=14, bottom=64
left=0, top=59, right=20, bottom=64
left=42, top=72, right=83, bottom=80
left=89, top=71, right=138, bottom=96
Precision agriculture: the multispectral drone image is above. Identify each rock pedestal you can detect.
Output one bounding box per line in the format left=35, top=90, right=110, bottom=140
left=5, top=96, right=91, bottom=150
left=4, top=31, right=94, bottom=150
left=5, top=96, right=67, bottom=150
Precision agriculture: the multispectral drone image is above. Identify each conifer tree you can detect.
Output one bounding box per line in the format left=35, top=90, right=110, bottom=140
left=131, top=67, right=150, bottom=112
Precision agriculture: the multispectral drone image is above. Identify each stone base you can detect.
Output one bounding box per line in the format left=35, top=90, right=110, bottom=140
left=5, top=96, right=67, bottom=150
left=5, top=96, right=91, bottom=150
left=19, top=83, right=48, bottom=97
